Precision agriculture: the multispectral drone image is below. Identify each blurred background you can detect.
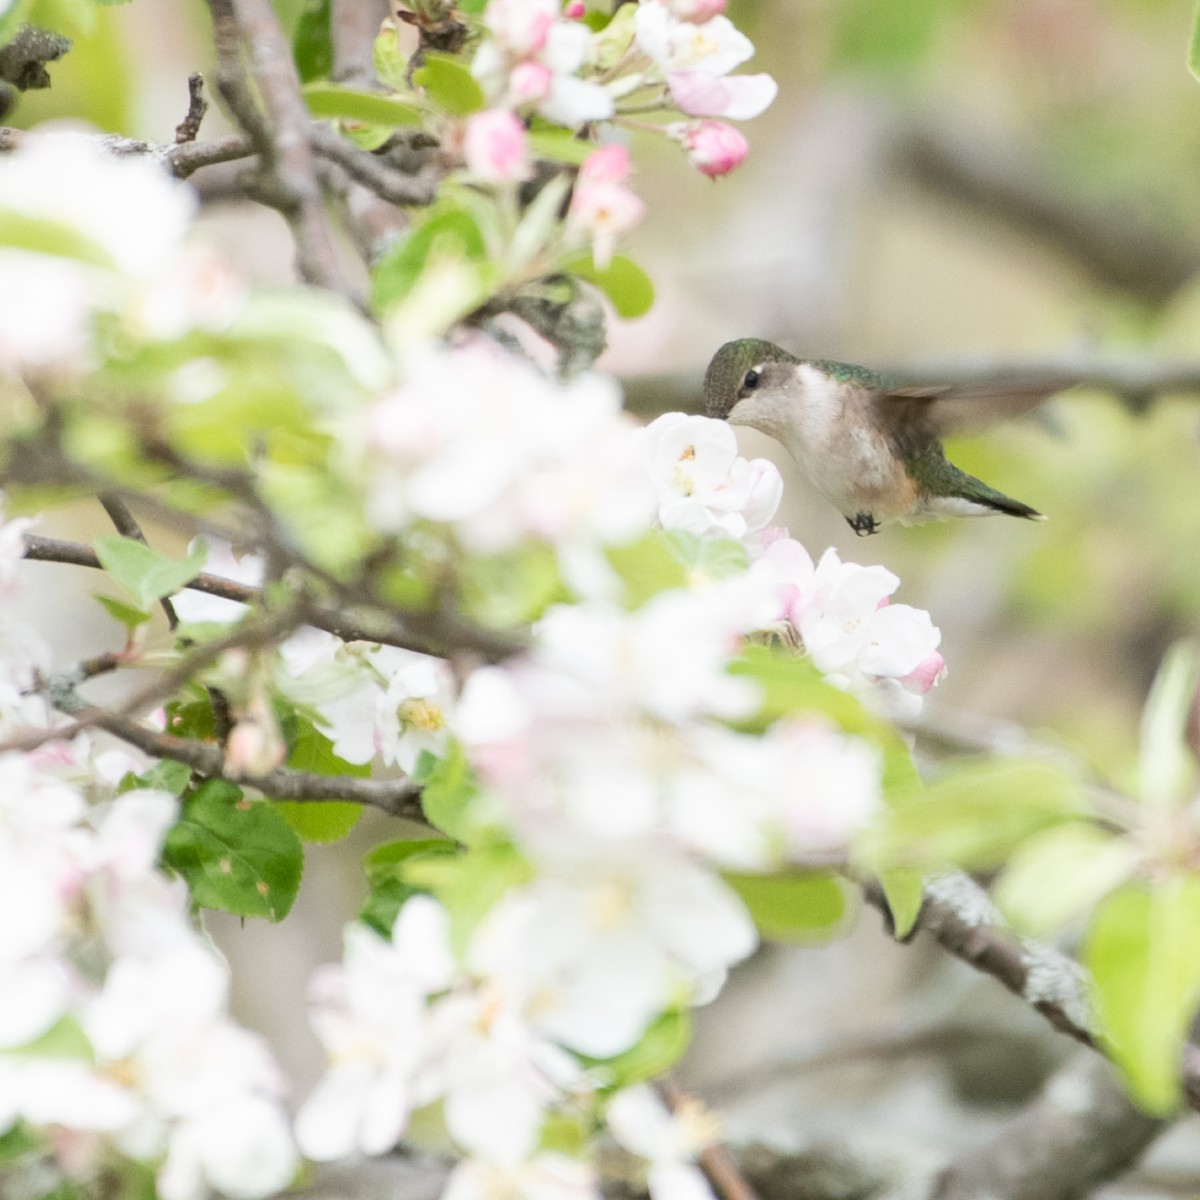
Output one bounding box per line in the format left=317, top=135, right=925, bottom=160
left=9, top=1, right=1200, bottom=1194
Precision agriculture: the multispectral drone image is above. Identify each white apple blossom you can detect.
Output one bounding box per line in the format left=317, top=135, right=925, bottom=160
left=639, top=411, right=782, bottom=540
left=295, top=897, right=456, bottom=1161
left=607, top=1086, right=718, bottom=1200
left=364, top=341, right=655, bottom=559
left=469, top=848, right=757, bottom=1057
left=443, top=1153, right=601, bottom=1200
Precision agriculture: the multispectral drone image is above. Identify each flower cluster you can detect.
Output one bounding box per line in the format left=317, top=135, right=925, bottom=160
left=0, top=753, right=296, bottom=1200
left=460, top=0, right=775, bottom=196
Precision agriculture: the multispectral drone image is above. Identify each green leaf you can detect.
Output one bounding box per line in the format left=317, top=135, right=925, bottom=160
left=995, top=824, right=1137, bottom=936
left=506, top=174, right=571, bottom=275
left=1084, top=876, right=1200, bottom=1114
left=302, top=81, right=423, bottom=126
left=528, top=128, right=593, bottom=166
left=27, top=0, right=93, bottom=35
left=606, top=532, right=688, bottom=608
left=729, top=645, right=877, bottom=733
left=579, top=1009, right=691, bottom=1087
left=272, top=801, right=361, bottom=843
left=413, top=52, right=484, bottom=116
left=94, top=535, right=207, bottom=611
left=0, top=0, right=34, bottom=45
left=0, top=1123, right=39, bottom=1164
left=460, top=542, right=566, bottom=628
left=373, top=19, right=408, bottom=90
left=94, top=592, right=152, bottom=628
left=359, top=836, right=457, bottom=935
left=292, top=0, right=333, bottom=82
left=420, top=742, right=479, bottom=842
left=664, top=531, right=749, bottom=581
left=723, top=870, right=850, bottom=943
left=405, top=841, right=533, bottom=955
left=1190, top=0, right=1200, bottom=81
left=1138, top=639, right=1199, bottom=811
left=874, top=758, right=1084, bottom=872
left=876, top=867, right=924, bottom=939
left=11, top=1014, right=92, bottom=1060
left=370, top=207, right=488, bottom=314
left=562, top=252, right=654, bottom=319
left=128, top=759, right=192, bottom=796
left=0, top=211, right=112, bottom=268
left=163, top=780, right=304, bottom=921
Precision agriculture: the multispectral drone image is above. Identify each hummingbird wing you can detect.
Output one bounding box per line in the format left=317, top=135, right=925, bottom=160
left=880, top=377, right=1073, bottom=437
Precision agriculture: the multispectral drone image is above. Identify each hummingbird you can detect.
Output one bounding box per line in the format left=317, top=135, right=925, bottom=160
left=703, top=338, right=1061, bottom=536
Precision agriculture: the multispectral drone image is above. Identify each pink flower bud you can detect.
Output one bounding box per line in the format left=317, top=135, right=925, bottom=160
left=224, top=714, right=287, bottom=778
left=464, top=110, right=532, bottom=184
left=667, top=0, right=726, bottom=20
left=672, top=120, right=748, bottom=177
left=901, top=651, right=947, bottom=696
left=564, top=0, right=586, bottom=17
left=578, top=143, right=632, bottom=185
left=509, top=60, right=554, bottom=105
left=486, top=0, right=556, bottom=56
left=568, top=177, right=646, bottom=267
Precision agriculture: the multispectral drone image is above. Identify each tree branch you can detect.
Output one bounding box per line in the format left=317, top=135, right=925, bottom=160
left=932, top=1052, right=1165, bottom=1200
left=207, top=0, right=354, bottom=296
left=82, top=706, right=425, bottom=818
left=866, top=871, right=1200, bottom=1120
left=621, top=356, right=1200, bottom=420
left=21, top=533, right=521, bottom=661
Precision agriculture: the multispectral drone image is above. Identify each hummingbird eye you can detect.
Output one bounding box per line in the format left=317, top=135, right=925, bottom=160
left=743, top=368, right=760, bottom=391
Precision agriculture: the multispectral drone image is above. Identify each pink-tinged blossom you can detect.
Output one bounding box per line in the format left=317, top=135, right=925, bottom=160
left=564, top=0, right=586, bottom=16
left=485, top=0, right=558, bottom=56
left=671, top=119, right=748, bottom=176
left=638, top=412, right=782, bottom=541
left=579, top=143, right=632, bottom=184
left=666, top=0, right=727, bottom=20
left=509, top=60, right=554, bottom=104
left=667, top=69, right=777, bottom=120
left=463, top=110, right=533, bottom=183
left=567, top=157, right=646, bottom=268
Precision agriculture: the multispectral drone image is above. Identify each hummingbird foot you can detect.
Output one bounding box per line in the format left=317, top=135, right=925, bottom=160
left=847, top=512, right=880, bottom=537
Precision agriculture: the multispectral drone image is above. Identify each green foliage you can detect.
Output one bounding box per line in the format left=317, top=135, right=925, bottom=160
left=163, top=780, right=304, bottom=922
left=874, top=758, right=1085, bottom=872
left=528, top=127, right=593, bottom=166
left=404, top=841, right=534, bottom=955
left=10, top=1014, right=92, bottom=1059
left=94, top=535, right=207, bottom=612
left=124, top=759, right=192, bottom=797
left=723, top=870, right=850, bottom=943
left=292, top=0, right=332, bottom=83
left=876, top=867, right=924, bottom=939
left=665, top=531, right=750, bottom=582
left=0, top=211, right=111, bottom=266
left=1190, top=0, right=1200, bottom=82
left=1084, top=877, right=1200, bottom=1114
left=371, top=207, right=489, bottom=314
left=562, top=253, right=655, bottom=319
left=413, top=52, right=484, bottom=115
left=460, top=542, right=567, bottom=627
left=1138, top=639, right=1199, bottom=811
left=994, top=823, right=1137, bottom=936
left=581, top=1009, right=691, bottom=1087
left=373, top=20, right=408, bottom=90
left=606, top=531, right=689, bottom=608
left=270, top=711, right=368, bottom=842
left=419, top=741, right=480, bottom=842
left=302, top=80, right=422, bottom=125
left=359, top=836, right=457, bottom=936
left=94, top=592, right=152, bottom=629
left=0, top=0, right=34, bottom=45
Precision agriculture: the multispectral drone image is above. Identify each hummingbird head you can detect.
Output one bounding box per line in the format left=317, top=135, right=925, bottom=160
left=703, top=338, right=803, bottom=435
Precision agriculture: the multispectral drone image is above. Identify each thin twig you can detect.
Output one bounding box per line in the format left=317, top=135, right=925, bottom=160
left=175, top=73, right=209, bottom=145
left=209, top=0, right=354, bottom=296
left=22, top=533, right=521, bottom=660
left=82, top=706, right=425, bottom=817
left=660, top=1081, right=762, bottom=1200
